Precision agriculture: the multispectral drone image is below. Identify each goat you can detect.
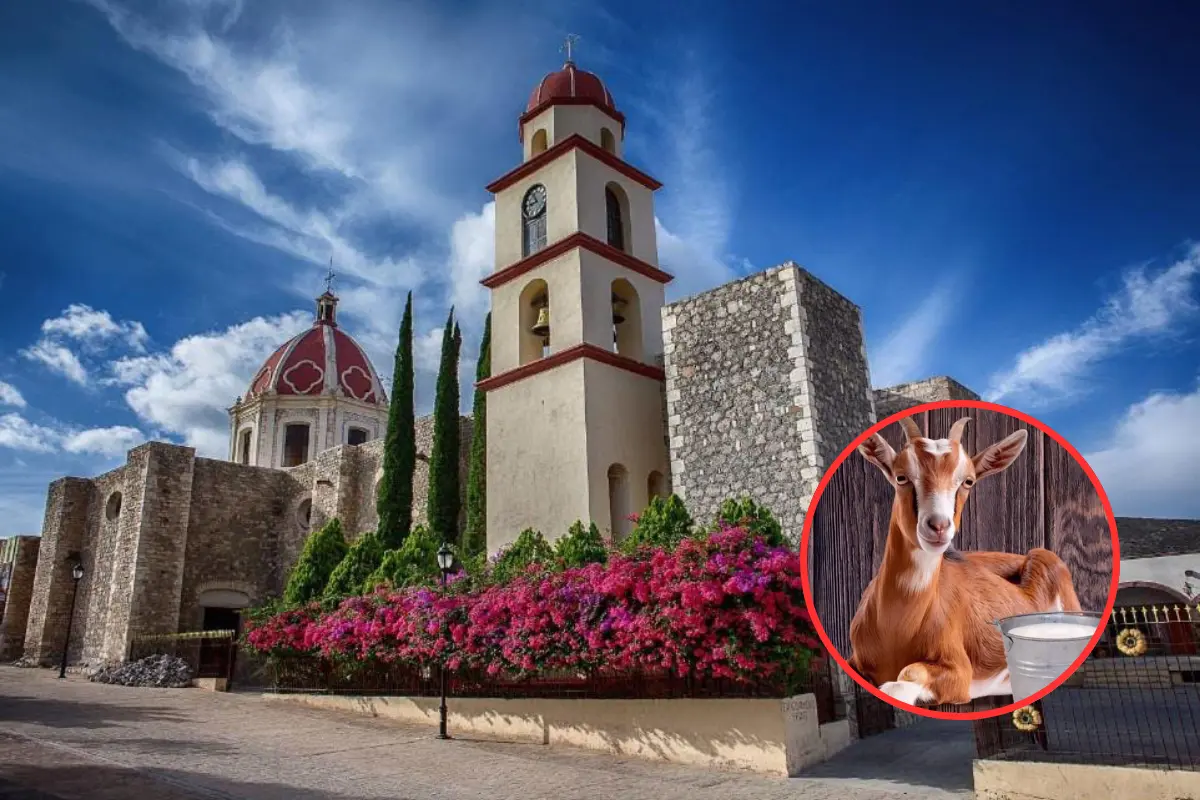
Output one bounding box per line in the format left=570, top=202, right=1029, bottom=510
left=846, top=416, right=1081, bottom=707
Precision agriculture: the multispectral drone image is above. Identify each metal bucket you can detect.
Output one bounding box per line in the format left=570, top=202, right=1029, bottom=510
left=995, top=611, right=1103, bottom=702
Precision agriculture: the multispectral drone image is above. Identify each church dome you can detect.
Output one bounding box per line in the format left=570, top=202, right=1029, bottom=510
left=526, top=61, right=617, bottom=116
left=245, top=291, right=387, bottom=406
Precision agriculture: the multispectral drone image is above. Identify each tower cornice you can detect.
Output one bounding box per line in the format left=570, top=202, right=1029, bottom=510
left=476, top=342, right=665, bottom=393
left=486, top=133, right=662, bottom=194
left=481, top=231, right=673, bottom=290
left=518, top=97, right=626, bottom=142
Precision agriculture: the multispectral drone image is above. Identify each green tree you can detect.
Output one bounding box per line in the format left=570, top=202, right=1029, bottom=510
left=554, top=520, right=608, bottom=568
left=463, top=313, right=491, bottom=558
left=427, top=309, right=462, bottom=545
left=323, top=530, right=386, bottom=599
left=282, top=517, right=348, bottom=606
left=714, top=496, right=785, bottom=546
left=377, top=292, right=416, bottom=549
left=619, top=494, right=695, bottom=555
left=492, top=528, right=554, bottom=584
left=368, top=524, right=441, bottom=590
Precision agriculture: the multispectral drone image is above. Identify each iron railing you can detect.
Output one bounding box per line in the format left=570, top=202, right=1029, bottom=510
left=974, top=603, right=1200, bottom=770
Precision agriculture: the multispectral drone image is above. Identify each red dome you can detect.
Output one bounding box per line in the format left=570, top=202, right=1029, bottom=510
left=245, top=294, right=386, bottom=405
left=526, top=61, right=617, bottom=116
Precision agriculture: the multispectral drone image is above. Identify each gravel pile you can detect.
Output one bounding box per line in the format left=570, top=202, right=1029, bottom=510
left=88, top=654, right=193, bottom=688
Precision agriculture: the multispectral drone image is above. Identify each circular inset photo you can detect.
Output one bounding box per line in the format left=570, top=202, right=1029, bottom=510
left=800, top=399, right=1119, bottom=720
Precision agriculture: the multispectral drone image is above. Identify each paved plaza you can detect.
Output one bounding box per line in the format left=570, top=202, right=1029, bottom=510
left=0, top=667, right=973, bottom=799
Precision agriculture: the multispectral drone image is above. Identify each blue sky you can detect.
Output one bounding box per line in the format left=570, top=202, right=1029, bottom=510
left=1, top=0, right=1198, bottom=534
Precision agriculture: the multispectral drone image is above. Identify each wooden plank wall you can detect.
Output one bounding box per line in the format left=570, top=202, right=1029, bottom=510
left=811, top=407, right=1112, bottom=665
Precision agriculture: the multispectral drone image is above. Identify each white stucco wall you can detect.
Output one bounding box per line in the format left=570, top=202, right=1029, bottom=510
left=1118, top=553, right=1200, bottom=600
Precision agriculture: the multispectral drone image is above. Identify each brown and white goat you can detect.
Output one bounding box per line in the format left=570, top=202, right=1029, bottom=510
left=847, top=416, right=1081, bottom=707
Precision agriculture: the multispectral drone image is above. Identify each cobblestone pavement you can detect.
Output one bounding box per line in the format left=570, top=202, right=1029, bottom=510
left=0, top=667, right=972, bottom=799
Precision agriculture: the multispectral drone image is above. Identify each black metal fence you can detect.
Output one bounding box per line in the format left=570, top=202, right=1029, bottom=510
left=127, top=630, right=238, bottom=682
left=237, top=651, right=843, bottom=725
left=975, top=604, right=1200, bottom=770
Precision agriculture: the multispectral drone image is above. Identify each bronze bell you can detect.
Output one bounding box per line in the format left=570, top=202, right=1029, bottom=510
left=531, top=305, right=550, bottom=342
left=611, top=294, right=627, bottom=325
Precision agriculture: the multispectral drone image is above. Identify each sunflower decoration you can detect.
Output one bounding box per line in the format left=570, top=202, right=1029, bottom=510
left=1012, top=705, right=1042, bottom=732
left=1115, top=628, right=1148, bottom=657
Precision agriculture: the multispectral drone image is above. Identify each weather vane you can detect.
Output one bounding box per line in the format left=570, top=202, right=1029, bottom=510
left=561, top=33, right=580, bottom=64
left=324, top=258, right=335, bottom=294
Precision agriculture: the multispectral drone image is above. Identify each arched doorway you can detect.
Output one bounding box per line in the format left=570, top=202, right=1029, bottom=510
left=1113, top=582, right=1195, bottom=656
left=197, top=588, right=251, bottom=680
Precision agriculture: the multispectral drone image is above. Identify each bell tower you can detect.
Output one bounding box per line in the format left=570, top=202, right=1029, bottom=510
left=479, top=47, right=672, bottom=552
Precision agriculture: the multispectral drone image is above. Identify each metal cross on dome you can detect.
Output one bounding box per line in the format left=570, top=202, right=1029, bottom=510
left=561, top=33, right=580, bottom=63
left=324, top=259, right=335, bottom=293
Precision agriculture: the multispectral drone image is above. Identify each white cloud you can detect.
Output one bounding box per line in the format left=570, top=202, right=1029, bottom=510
left=110, top=310, right=311, bottom=456
left=41, top=303, right=149, bottom=352
left=20, top=341, right=89, bottom=386
left=869, top=279, right=961, bottom=388
left=446, top=202, right=496, bottom=324
left=0, top=381, right=26, bottom=408
left=0, top=413, right=140, bottom=458
left=61, top=426, right=145, bottom=457
left=987, top=244, right=1200, bottom=404
left=0, top=414, right=60, bottom=453
left=1084, top=382, right=1200, bottom=518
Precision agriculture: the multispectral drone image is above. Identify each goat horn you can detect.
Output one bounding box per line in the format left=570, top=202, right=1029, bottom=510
left=948, top=417, right=971, bottom=443
left=899, top=416, right=923, bottom=442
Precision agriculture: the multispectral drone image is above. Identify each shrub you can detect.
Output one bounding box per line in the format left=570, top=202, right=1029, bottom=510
left=554, top=520, right=608, bottom=568
left=714, top=497, right=785, bottom=546
left=324, top=530, right=386, bottom=600
left=283, top=518, right=349, bottom=606
left=619, top=494, right=694, bottom=555
left=491, top=528, right=553, bottom=584
left=368, top=524, right=441, bottom=590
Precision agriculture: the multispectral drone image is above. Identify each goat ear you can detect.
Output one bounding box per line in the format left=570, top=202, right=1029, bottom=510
left=857, top=433, right=896, bottom=478
left=973, top=429, right=1028, bottom=480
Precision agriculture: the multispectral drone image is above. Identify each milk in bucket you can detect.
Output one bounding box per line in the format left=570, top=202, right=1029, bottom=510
left=996, top=611, right=1103, bottom=702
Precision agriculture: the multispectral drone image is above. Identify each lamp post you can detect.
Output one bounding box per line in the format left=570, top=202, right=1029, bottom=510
left=436, top=542, right=454, bottom=740
left=58, top=560, right=85, bottom=679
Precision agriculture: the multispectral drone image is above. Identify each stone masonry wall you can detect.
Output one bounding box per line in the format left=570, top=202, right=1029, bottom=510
left=872, top=376, right=980, bottom=420
left=662, top=263, right=874, bottom=542
left=179, top=459, right=300, bottom=631
left=77, top=465, right=128, bottom=663
left=22, top=478, right=91, bottom=665
left=0, top=536, right=41, bottom=661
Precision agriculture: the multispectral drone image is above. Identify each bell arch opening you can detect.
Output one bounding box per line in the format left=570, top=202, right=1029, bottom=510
left=604, top=182, right=631, bottom=253
left=607, top=463, right=632, bottom=542
left=611, top=278, right=643, bottom=361
left=600, top=127, right=617, bottom=154
left=531, top=128, right=549, bottom=156
left=519, top=278, right=551, bottom=364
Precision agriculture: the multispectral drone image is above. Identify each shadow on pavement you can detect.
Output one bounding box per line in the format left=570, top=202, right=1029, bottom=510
left=800, top=716, right=976, bottom=793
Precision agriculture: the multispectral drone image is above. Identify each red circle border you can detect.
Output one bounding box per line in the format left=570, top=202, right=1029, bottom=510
left=798, top=398, right=1121, bottom=722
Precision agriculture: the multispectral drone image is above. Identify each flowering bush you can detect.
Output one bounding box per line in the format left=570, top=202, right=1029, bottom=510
left=244, top=526, right=819, bottom=688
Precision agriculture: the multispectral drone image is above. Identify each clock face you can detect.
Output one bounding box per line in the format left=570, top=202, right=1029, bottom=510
left=523, top=184, right=546, bottom=219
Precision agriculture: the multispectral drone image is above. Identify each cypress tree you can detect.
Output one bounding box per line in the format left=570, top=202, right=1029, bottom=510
left=463, top=313, right=490, bottom=557
left=283, top=517, right=348, bottom=606
left=377, top=292, right=416, bottom=549
left=427, top=309, right=462, bottom=544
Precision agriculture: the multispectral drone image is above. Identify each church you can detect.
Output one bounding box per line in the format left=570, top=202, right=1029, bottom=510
left=0, top=55, right=975, bottom=669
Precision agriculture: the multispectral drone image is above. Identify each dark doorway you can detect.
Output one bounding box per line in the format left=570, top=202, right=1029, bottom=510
left=199, top=607, right=241, bottom=679
left=282, top=423, right=310, bottom=466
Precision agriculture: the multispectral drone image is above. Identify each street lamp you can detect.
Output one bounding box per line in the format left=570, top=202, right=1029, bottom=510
left=436, top=542, right=454, bottom=740
left=58, top=560, right=85, bottom=679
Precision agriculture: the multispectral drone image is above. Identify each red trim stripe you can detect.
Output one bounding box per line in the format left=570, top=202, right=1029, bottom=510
left=480, top=232, right=673, bottom=290
left=488, top=133, right=660, bottom=194
left=477, top=343, right=665, bottom=393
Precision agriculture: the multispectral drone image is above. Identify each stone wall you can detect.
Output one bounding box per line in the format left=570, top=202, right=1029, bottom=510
left=662, top=263, right=875, bottom=542
left=0, top=536, right=41, bottom=661
left=22, top=478, right=91, bottom=665
left=872, top=375, right=980, bottom=420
